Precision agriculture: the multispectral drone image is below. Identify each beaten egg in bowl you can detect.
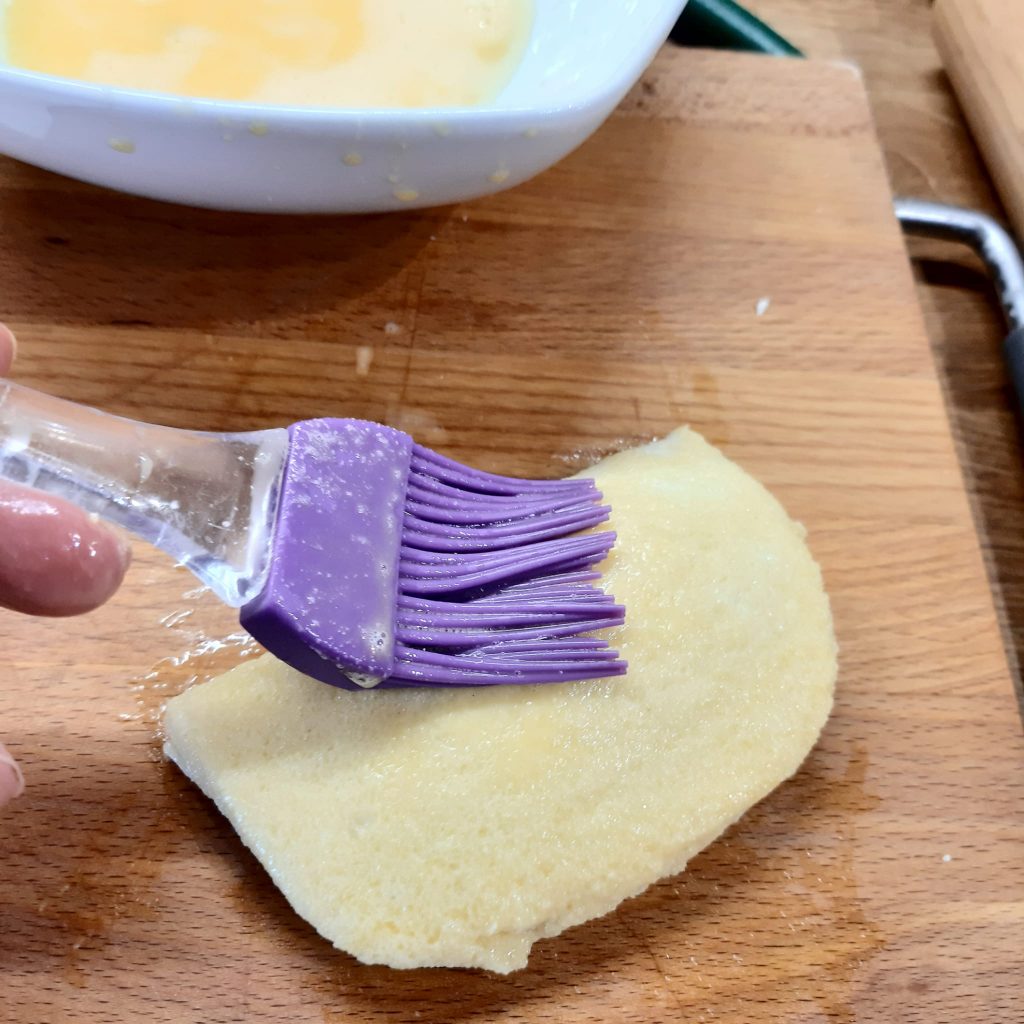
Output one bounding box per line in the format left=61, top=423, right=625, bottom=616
left=3, top=0, right=534, bottom=108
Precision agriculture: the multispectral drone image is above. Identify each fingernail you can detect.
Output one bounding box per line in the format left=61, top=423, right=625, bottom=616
left=0, top=741, right=25, bottom=802
left=90, top=513, right=132, bottom=571
left=115, top=531, right=133, bottom=571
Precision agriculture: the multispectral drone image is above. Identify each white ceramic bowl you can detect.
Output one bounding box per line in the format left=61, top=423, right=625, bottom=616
left=0, top=0, right=686, bottom=213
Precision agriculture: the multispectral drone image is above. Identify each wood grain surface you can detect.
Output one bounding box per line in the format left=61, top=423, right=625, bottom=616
left=747, top=0, right=1024, bottom=730
left=1, top=48, right=1022, bottom=1023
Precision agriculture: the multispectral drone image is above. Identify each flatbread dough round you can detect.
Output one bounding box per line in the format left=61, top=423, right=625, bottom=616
left=164, top=428, right=837, bottom=973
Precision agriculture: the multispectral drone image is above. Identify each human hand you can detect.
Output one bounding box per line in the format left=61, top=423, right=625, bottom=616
left=0, top=324, right=132, bottom=807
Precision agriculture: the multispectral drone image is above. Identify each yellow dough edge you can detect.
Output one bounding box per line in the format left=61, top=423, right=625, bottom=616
left=163, top=427, right=837, bottom=973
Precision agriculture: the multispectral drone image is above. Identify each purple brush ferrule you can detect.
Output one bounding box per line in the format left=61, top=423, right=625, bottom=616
left=241, top=419, right=411, bottom=690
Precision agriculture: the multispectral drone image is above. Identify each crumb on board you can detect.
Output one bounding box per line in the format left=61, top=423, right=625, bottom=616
left=355, top=346, right=374, bottom=376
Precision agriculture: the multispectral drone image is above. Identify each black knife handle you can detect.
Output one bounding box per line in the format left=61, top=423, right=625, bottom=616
left=1003, top=326, right=1024, bottom=418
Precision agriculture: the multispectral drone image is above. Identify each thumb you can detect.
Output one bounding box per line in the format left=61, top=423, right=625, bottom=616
left=0, top=324, right=131, bottom=614
left=0, top=481, right=132, bottom=616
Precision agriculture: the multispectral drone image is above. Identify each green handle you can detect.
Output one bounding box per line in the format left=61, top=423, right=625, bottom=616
left=671, top=0, right=803, bottom=58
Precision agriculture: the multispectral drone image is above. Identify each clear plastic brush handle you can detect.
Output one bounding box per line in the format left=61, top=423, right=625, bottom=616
left=0, top=380, right=288, bottom=607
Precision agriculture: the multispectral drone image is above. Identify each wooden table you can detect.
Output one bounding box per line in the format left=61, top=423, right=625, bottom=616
left=747, top=0, right=1024, bottom=718
left=2, top=45, right=1022, bottom=1023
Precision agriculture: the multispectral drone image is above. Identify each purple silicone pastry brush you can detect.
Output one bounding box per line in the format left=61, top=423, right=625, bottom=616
left=0, top=382, right=626, bottom=689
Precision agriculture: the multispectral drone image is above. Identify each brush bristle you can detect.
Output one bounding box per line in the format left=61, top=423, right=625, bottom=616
left=386, top=446, right=627, bottom=685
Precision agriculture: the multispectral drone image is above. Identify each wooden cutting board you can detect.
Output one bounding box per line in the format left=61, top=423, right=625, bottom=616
left=1, top=49, right=1022, bottom=1023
